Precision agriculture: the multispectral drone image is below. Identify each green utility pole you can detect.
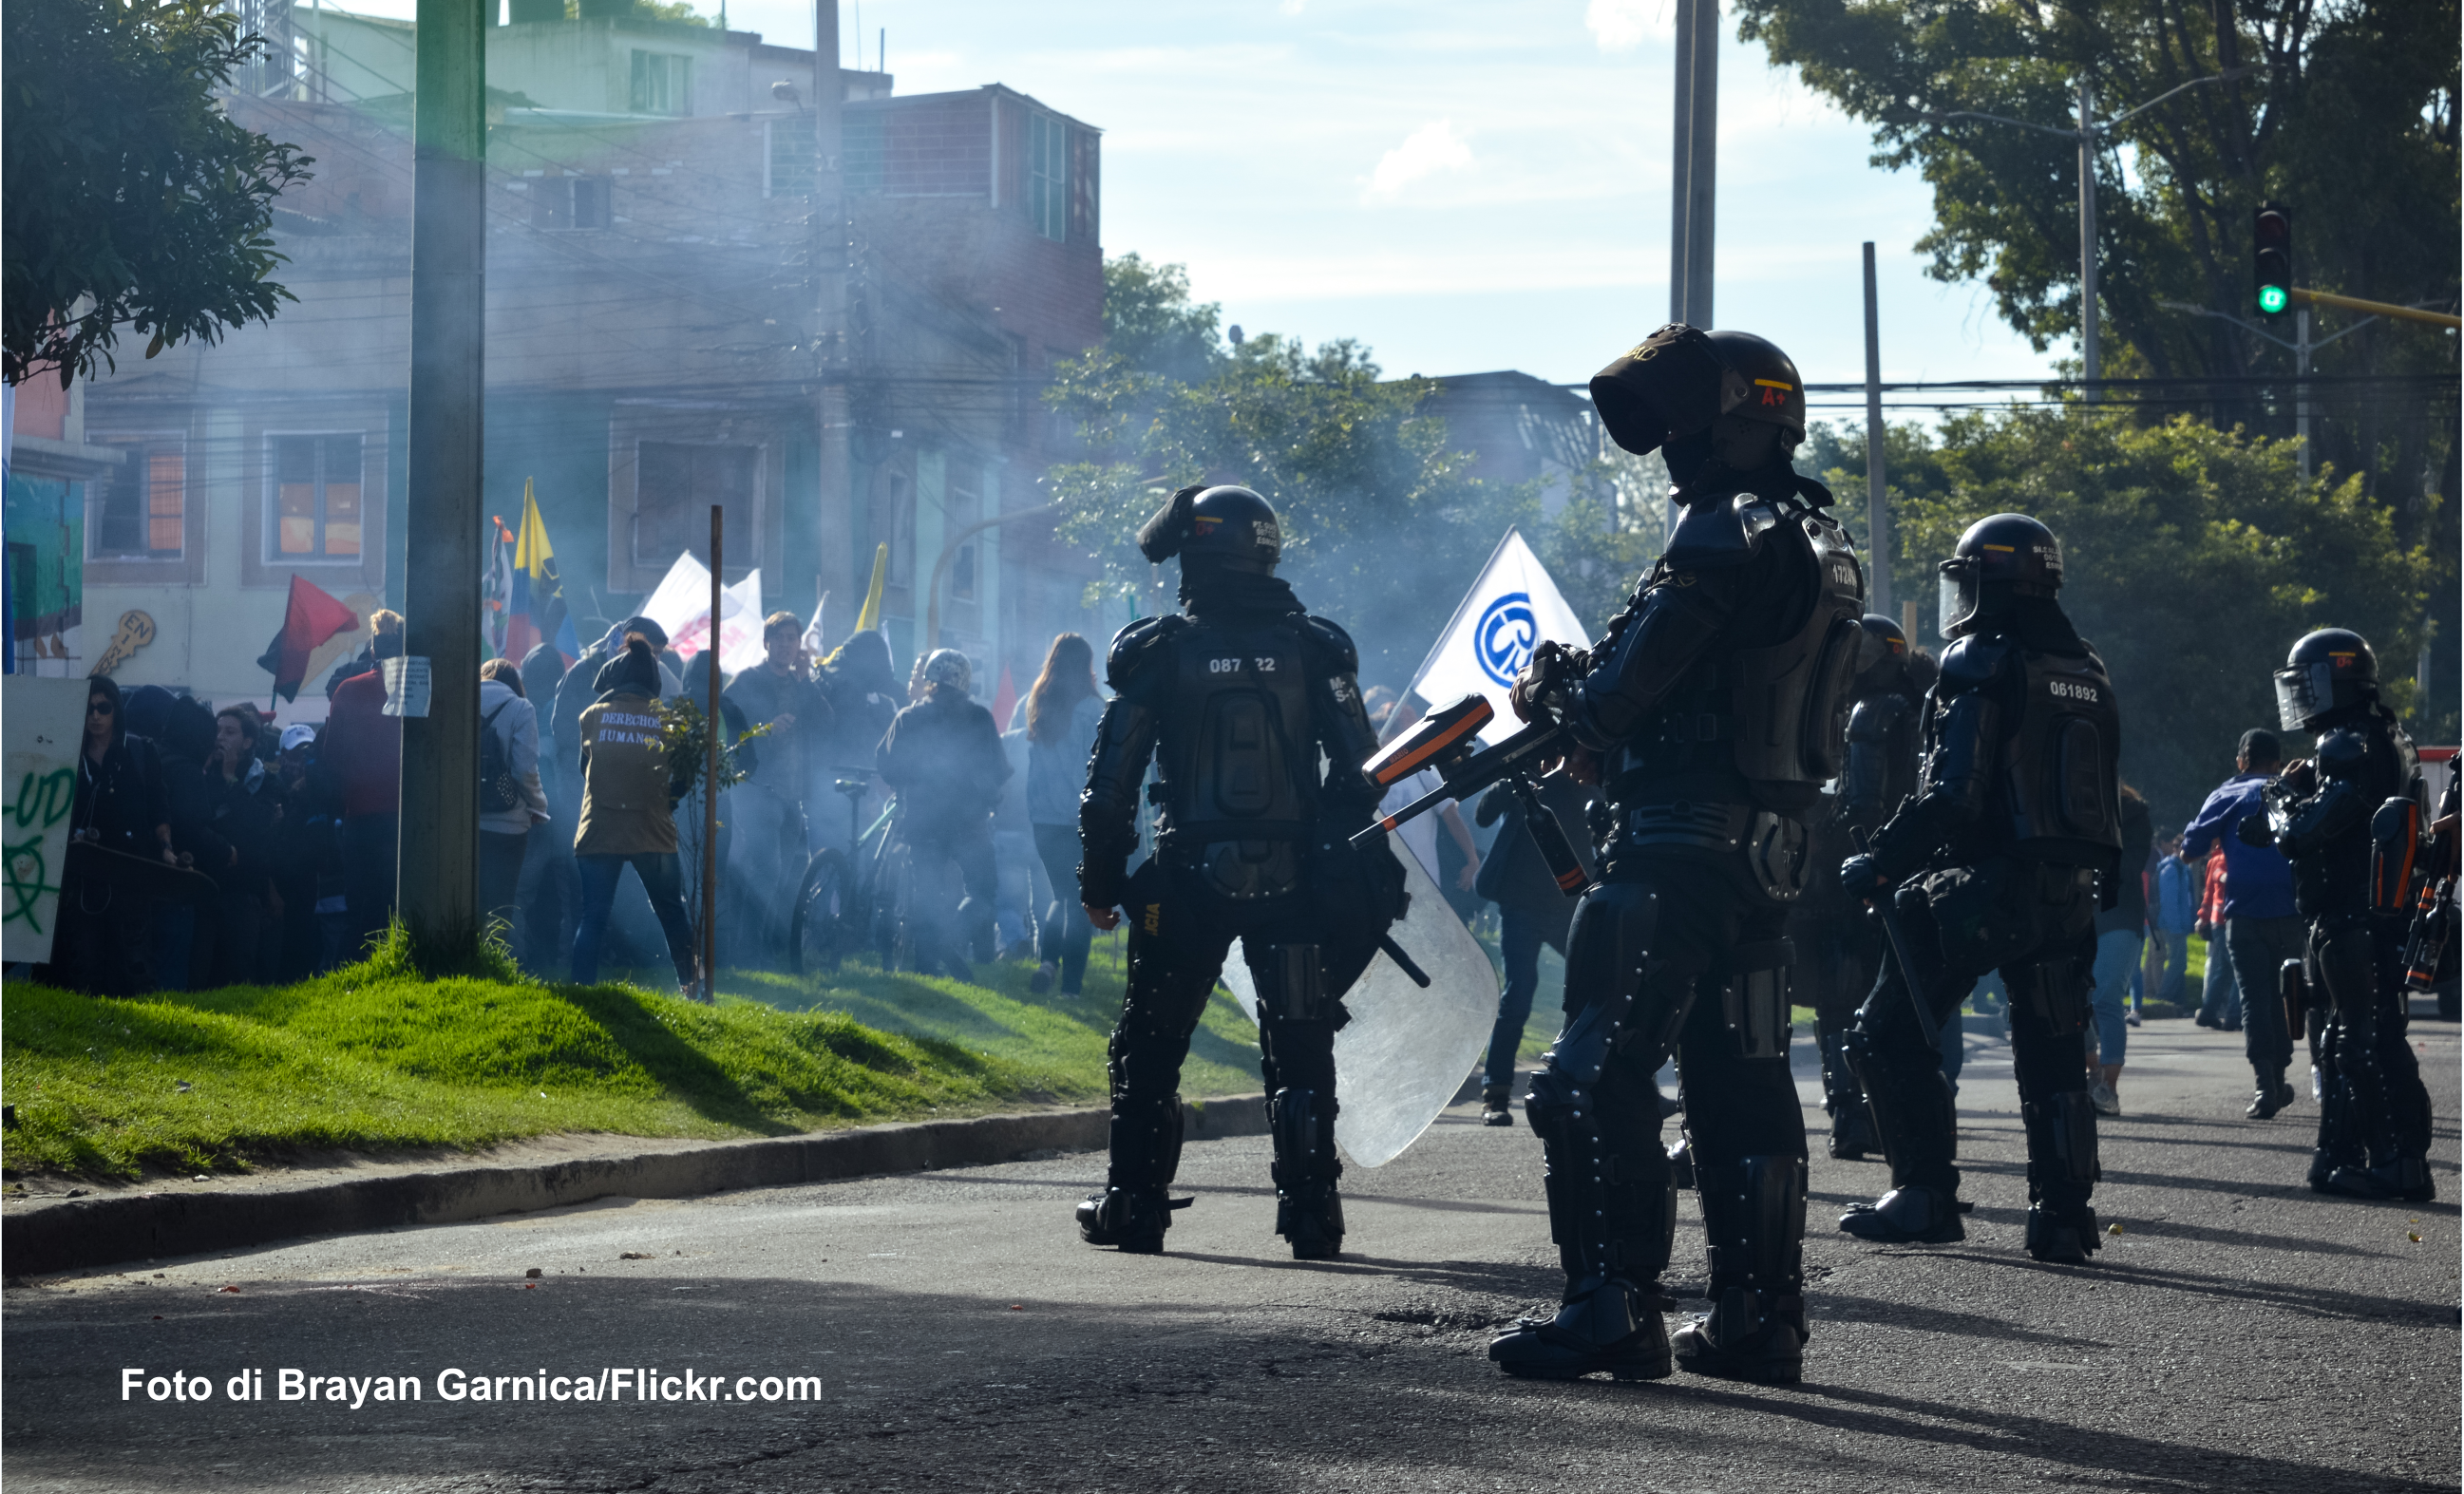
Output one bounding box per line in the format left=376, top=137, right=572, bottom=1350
left=398, top=0, right=486, bottom=969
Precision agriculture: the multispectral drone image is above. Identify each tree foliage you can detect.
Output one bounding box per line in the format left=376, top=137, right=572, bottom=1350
left=3, top=0, right=313, bottom=386
left=1097, top=254, right=1229, bottom=386
left=1735, top=1, right=2456, bottom=377
left=1805, top=405, right=2435, bottom=823
left=1045, top=331, right=1537, bottom=688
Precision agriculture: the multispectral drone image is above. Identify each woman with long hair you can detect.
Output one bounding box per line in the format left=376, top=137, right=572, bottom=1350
left=1022, top=633, right=1105, bottom=994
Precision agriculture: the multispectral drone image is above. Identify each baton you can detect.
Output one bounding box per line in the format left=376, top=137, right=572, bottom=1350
left=1379, top=934, right=1432, bottom=989
left=1850, top=827, right=1943, bottom=1050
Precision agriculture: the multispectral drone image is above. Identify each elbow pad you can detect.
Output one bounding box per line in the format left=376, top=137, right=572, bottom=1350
left=1565, top=582, right=1727, bottom=750
left=1077, top=696, right=1157, bottom=895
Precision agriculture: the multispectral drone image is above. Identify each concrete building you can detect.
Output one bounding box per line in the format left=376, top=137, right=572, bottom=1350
left=63, top=5, right=1105, bottom=719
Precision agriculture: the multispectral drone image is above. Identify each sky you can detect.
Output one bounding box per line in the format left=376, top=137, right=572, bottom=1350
left=359, top=0, right=2073, bottom=396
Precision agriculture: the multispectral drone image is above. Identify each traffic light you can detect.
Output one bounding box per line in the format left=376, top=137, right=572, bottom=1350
left=2254, top=203, right=2293, bottom=318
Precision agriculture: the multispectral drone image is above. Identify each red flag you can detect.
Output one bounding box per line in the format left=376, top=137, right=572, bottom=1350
left=256, top=575, right=360, bottom=703
left=992, top=662, right=1018, bottom=730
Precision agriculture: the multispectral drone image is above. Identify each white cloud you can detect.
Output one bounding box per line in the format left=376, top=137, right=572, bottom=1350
left=1364, top=120, right=1474, bottom=200
left=1585, top=0, right=1664, bottom=52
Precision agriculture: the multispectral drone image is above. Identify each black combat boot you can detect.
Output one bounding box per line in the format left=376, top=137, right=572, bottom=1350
left=2022, top=1201, right=2100, bottom=1264
left=2324, top=1154, right=2436, bottom=1203
left=2246, top=1068, right=2295, bottom=1120
left=1828, top=1098, right=1877, bottom=1161
left=1672, top=1285, right=1807, bottom=1385
left=1075, top=1187, right=1182, bottom=1253
left=1480, top=1084, right=1515, bottom=1127
left=1489, top=1276, right=1674, bottom=1381
left=1837, top=1183, right=1963, bottom=1244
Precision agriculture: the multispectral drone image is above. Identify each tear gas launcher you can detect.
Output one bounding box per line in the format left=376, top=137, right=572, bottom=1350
left=1350, top=690, right=1591, bottom=900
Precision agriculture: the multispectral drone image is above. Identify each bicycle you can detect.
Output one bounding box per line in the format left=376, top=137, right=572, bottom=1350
left=787, top=768, right=893, bottom=975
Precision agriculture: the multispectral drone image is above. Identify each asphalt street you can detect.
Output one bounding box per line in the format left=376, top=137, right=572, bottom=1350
left=7, top=1012, right=2457, bottom=1493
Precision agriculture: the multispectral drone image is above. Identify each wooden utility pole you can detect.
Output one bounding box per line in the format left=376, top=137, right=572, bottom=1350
left=397, top=0, right=485, bottom=966
left=811, top=0, right=853, bottom=643
left=703, top=505, right=722, bottom=996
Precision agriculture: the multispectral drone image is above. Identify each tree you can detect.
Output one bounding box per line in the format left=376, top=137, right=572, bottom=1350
left=1098, top=254, right=1228, bottom=385
left=3, top=0, right=313, bottom=386
left=1804, top=405, right=2435, bottom=823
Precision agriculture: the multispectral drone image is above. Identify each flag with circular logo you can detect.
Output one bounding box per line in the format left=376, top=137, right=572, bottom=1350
left=1402, top=528, right=1590, bottom=740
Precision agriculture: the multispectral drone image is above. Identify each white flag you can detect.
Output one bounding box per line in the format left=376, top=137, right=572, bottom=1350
left=1403, top=528, right=1590, bottom=741
left=641, top=554, right=768, bottom=674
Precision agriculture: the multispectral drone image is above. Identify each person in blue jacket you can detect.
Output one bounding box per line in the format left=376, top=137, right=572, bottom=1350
left=2179, top=729, right=2303, bottom=1119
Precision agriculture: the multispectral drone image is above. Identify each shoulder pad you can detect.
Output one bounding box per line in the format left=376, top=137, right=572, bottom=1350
left=1106, top=615, right=1186, bottom=688
left=2314, top=728, right=2369, bottom=777
left=1847, top=693, right=1908, bottom=741
left=1663, top=493, right=1783, bottom=571
left=1937, top=634, right=2015, bottom=693
left=1300, top=614, right=1360, bottom=674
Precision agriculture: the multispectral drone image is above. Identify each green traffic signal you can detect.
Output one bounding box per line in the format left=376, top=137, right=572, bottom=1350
left=2253, top=203, right=2292, bottom=320
left=2258, top=284, right=2288, bottom=314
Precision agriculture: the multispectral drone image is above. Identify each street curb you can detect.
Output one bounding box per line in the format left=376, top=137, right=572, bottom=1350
left=2, top=1094, right=1268, bottom=1278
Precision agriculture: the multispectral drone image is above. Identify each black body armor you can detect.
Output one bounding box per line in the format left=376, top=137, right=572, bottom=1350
left=1876, top=633, right=2123, bottom=878
left=1573, top=491, right=1865, bottom=818
left=1079, top=612, right=1380, bottom=906
left=1841, top=689, right=1924, bottom=832
left=2271, top=707, right=2421, bottom=921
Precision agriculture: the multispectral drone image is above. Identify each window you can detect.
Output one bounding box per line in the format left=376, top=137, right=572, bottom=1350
left=1028, top=113, right=1067, bottom=241
left=268, top=434, right=363, bottom=559
left=632, top=441, right=755, bottom=571
left=766, top=115, right=813, bottom=198
left=629, top=50, right=691, bottom=116
left=92, top=436, right=184, bottom=559
left=530, top=176, right=609, bottom=230
left=948, top=473, right=979, bottom=601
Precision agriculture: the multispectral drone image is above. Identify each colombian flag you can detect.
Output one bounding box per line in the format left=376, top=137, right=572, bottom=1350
left=507, top=479, right=579, bottom=665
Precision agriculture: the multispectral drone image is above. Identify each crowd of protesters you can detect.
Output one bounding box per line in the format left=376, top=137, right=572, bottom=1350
left=32, top=604, right=1130, bottom=1006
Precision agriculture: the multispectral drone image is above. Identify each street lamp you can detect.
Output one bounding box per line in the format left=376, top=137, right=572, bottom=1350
left=1924, top=66, right=2262, bottom=402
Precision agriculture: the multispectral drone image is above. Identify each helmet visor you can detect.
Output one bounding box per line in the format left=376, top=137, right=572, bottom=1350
left=1937, top=558, right=1981, bottom=639
left=2275, top=662, right=2333, bottom=731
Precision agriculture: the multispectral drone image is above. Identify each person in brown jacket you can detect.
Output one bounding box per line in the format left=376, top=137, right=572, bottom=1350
left=569, top=634, right=702, bottom=997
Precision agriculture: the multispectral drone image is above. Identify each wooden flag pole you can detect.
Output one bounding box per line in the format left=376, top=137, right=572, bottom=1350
left=703, top=504, right=722, bottom=998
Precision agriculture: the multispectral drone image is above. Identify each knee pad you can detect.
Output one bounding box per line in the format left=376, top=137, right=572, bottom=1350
left=1696, top=1155, right=1806, bottom=1286
left=2045, top=1089, right=2100, bottom=1184
left=1255, top=942, right=1326, bottom=1022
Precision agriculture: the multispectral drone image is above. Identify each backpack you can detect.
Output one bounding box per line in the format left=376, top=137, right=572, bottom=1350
left=479, top=700, right=521, bottom=813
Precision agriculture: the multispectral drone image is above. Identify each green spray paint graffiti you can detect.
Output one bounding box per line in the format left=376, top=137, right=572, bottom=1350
left=4, top=766, right=73, bottom=934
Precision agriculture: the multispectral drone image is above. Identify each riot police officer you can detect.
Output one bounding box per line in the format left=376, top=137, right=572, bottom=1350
left=1833, top=514, right=2122, bottom=1265
left=1486, top=324, right=1865, bottom=1385
left=1798, top=615, right=1933, bottom=1160
left=2244, top=629, right=2434, bottom=1201
left=1074, top=484, right=1402, bottom=1259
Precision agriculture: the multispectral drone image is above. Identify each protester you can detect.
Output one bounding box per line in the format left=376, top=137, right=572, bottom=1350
left=2180, top=728, right=2303, bottom=1118
left=2086, top=782, right=2153, bottom=1114
left=269, top=723, right=332, bottom=979
left=322, top=608, right=406, bottom=953
left=516, top=642, right=578, bottom=974
left=2151, top=834, right=2196, bottom=1009
left=817, top=629, right=901, bottom=850
left=143, top=690, right=218, bottom=987
left=570, top=634, right=701, bottom=997
left=1469, top=773, right=1594, bottom=1125
left=477, top=659, right=549, bottom=945
left=2193, top=841, right=2242, bottom=1030
left=44, top=676, right=175, bottom=994
left=1021, top=634, right=1105, bottom=995
left=553, top=615, right=674, bottom=791
left=724, top=613, right=830, bottom=965
left=876, top=650, right=1009, bottom=979
left=192, top=705, right=285, bottom=985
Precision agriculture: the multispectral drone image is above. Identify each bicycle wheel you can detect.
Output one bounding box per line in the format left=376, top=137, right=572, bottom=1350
left=788, top=848, right=853, bottom=976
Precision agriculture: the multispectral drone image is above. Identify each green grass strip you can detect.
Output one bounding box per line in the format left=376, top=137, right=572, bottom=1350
left=2, top=929, right=1261, bottom=1182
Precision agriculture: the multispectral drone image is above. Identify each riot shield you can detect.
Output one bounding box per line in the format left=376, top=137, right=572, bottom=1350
left=1223, top=849, right=1498, bottom=1167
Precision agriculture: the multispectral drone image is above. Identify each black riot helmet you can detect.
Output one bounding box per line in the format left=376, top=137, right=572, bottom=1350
left=1588, top=324, right=1805, bottom=459
left=1135, top=483, right=1281, bottom=576
left=1936, top=513, right=2063, bottom=640
left=2274, top=628, right=2379, bottom=731
left=1853, top=612, right=1911, bottom=692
